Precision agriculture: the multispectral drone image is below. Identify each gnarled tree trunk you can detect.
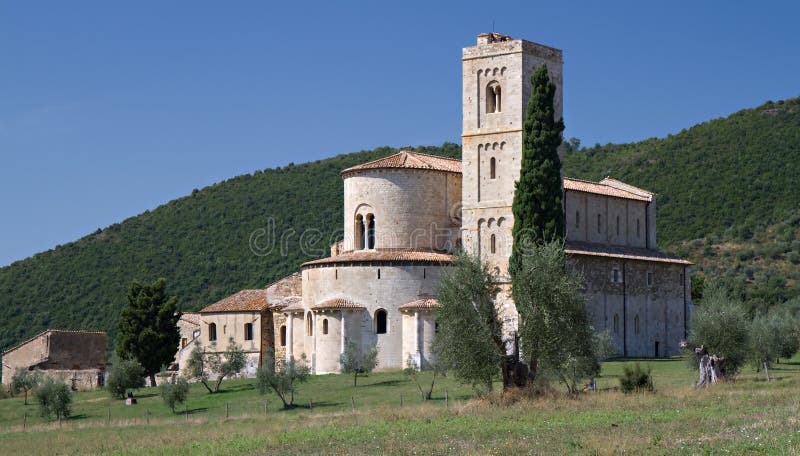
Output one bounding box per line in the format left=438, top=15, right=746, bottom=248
left=695, top=345, right=723, bottom=387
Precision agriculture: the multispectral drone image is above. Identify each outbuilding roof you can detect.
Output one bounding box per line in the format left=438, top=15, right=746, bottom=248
left=341, top=151, right=462, bottom=176
left=302, top=250, right=454, bottom=267
left=2, top=329, right=107, bottom=356
left=565, top=241, right=692, bottom=265
left=312, top=299, right=365, bottom=310
left=200, top=290, right=269, bottom=313
left=563, top=177, right=653, bottom=202
left=398, top=296, right=440, bottom=310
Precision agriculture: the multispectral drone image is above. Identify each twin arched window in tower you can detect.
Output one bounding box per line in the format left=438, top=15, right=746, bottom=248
left=486, top=81, right=502, bottom=113
left=355, top=213, right=376, bottom=250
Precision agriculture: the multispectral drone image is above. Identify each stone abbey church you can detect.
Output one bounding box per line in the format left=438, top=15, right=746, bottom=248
left=176, top=33, right=692, bottom=377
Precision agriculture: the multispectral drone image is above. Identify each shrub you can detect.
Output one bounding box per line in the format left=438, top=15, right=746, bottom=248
left=619, top=364, right=653, bottom=394
left=159, top=376, right=189, bottom=413
left=255, top=349, right=310, bottom=409
left=106, top=357, right=146, bottom=399
left=35, top=377, right=72, bottom=420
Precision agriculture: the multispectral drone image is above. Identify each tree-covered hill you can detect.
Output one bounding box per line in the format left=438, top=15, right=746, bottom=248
left=0, top=144, right=461, bottom=350
left=1, top=97, right=799, bottom=351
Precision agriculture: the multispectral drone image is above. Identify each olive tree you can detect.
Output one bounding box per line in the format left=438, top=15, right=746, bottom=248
left=254, top=348, right=310, bottom=409
left=10, top=368, right=42, bottom=405
left=339, top=340, right=378, bottom=387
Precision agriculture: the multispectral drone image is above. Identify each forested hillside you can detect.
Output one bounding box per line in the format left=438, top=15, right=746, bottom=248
left=563, top=97, right=800, bottom=312
left=1, top=97, right=798, bottom=351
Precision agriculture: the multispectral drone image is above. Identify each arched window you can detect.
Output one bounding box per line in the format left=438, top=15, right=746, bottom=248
left=490, top=234, right=496, bottom=254
left=322, top=318, right=329, bottom=335
left=486, top=82, right=501, bottom=113
left=367, top=214, right=375, bottom=249
left=306, top=312, right=313, bottom=336
left=355, top=214, right=365, bottom=250
left=634, top=315, right=640, bottom=335
left=489, top=157, right=496, bottom=179
left=636, top=219, right=641, bottom=238
left=375, top=309, right=387, bottom=334
left=576, top=211, right=580, bottom=228
left=280, top=325, right=287, bottom=347
left=209, top=323, right=217, bottom=342
left=244, top=323, right=253, bottom=341
left=613, top=314, right=619, bottom=334
left=597, top=214, right=602, bottom=233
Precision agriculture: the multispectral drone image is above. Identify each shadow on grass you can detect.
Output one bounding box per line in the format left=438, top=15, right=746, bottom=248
left=67, top=414, right=89, bottom=421
left=277, top=401, right=343, bottom=411
left=183, top=407, right=209, bottom=415
left=360, top=379, right=406, bottom=388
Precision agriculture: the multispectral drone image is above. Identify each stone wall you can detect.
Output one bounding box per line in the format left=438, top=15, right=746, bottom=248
left=564, top=191, right=649, bottom=248
left=197, top=312, right=265, bottom=377
left=571, top=255, right=690, bottom=357
left=342, top=170, right=461, bottom=252
left=299, top=263, right=446, bottom=373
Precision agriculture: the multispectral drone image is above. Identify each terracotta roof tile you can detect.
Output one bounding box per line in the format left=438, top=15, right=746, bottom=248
left=200, top=290, right=269, bottom=313
left=313, top=299, right=365, bottom=310
left=341, top=151, right=461, bottom=175
left=563, top=177, right=652, bottom=202
left=302, top=250, right=454, bottom=267
left=399, top=296, right=440, bottom=310
left=179, top=312, right=201, bottom=326
left=565, top=241, right=692, bottom=265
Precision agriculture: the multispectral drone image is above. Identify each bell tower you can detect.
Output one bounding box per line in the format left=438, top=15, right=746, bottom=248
left=460, top=33, right=563, bottom=277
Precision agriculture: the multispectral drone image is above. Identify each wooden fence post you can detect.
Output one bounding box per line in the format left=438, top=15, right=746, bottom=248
left=226, top=402, right=229, bottom=419
left=23, top=412, right=27, bottom=430
left=445, top=388, right=449, bottom=408
left=351, top=396, right=355, bottom=413
left=400, top=394, right=403, bottom=407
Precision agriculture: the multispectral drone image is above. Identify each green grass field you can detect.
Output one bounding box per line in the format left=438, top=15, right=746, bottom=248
left=1, top=357, right=799, bottom=454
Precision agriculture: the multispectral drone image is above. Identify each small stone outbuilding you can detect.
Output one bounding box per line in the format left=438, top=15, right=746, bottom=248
left=1, top=329, right=107, bottom=390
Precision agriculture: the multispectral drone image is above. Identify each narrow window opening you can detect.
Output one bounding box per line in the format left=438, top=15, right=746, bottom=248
left=613, top=314, right=619, bottom=334
left=647, top=272, right=654, bottom=286
left=435, top=322, right=440, bottom=334
left=616, top=215, right=620, bottom=236
left=306, top=313, right=313, bottom=336
left=597, top=214, right=602, bottom=233
left=634, top=315, right=640, bottom=335
left=335, top=269, right=338, bottom=280
left=280, top=325, right=287, bottom=347
left=322, top=318, right=328, bottom=335
left=423, top=268, right=426, bottom=279
left=636, top=219, right=641, bottom=238
left=375, top=309, right=388, bottom=334
left=181, top=338, right=187, bottom=348
left=244, top=323, right=253, bottom=341
left=367, top=214, right=375, bottom=249
left=490, top=234, right=496, bottom=254
left=355, top=214, right=365, bottom=250
left=489, top=157, right=496, bottom=179
left=377, top=268, right=381, bottom=279
left=611, top=268, right=623, bottom=283
left=209, top=323, right=217, bottom=342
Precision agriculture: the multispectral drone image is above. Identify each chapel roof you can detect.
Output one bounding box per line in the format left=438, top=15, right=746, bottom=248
left=281, top=301, right=306, bottom=313
left=563, top=177, right=653, bottom=202
left=200, top=290, right=269, bottom=313
left=270, top=296, right=302, bottom=310
left=564, top=241, right=692, bottom=265
left=302, top=250, right=454, bottom=267
left=313, top=298, right=365, bottom=310
left=398, top=296, right=440, bottom=310
left=341, top=151, right=462, bottom=176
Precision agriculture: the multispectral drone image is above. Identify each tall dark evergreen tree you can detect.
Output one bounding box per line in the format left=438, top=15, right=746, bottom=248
left=116, top=278, right=180, bottom=386
left=509, top=63, right=565, bottom=278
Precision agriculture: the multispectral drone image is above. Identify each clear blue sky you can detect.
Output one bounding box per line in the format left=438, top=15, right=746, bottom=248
left=1, top=1, right=798, bottom=267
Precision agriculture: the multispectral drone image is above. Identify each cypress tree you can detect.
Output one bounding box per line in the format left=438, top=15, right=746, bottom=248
left=509, top=63, right=565, bottom=278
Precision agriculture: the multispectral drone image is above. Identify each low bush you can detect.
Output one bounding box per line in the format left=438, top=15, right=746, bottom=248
left=619, top=364, right=654, bottom=393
